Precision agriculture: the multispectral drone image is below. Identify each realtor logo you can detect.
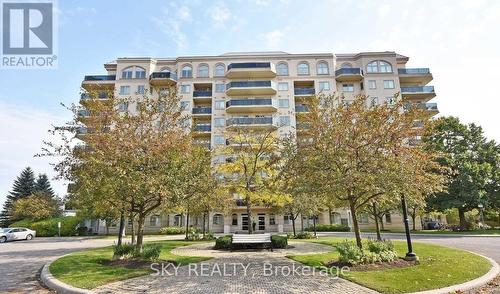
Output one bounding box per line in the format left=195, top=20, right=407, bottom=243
left=1, top=0, right=57, bottom=69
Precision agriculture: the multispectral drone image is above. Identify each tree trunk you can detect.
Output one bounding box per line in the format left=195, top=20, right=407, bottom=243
left=117, top=211, right=125, bottom=247
left=328, top=208, right=333, bottom=225
left=410, top=208, right=417, bottom=231
left=202, top=212, right=206, bottom=238
left=349, top=198, right=362, bottom=249
left=291, top=213, right=296, bottom=237
left=372, top=202, right=382, bottom=241
left=185, top=211, right=190, bottom=240
left=458, top=207, right=467, bottom=228
left=130, top=213, right=135, bottom=245
left=136, top=214, right=146, bottom=252
left=379, top=215, right=385, bottom=230
left=246, top=197, right=252, bottom=234
left=312, top=215, right=317, bottom=238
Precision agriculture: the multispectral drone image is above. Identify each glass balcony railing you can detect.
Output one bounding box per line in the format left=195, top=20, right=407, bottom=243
left=335, top=68, right=363, bottom=76
left=192, top=107, right=212, bottom=114
left=226, top=99, right=274, bottom=107
left=226, top=81, right=273, bottom=89
left=84, top=75, right=116, bottom=81
left=150, top=71, right=178, bottom=80
left=193, top=90, right=212, bottom=97
left=194, top=125, right=211, bottom=132
left=294, top=88, right=315, bottom=95
left=227, top=117, right=274, bottom=126
left=417, top=102, right=438, bottom=110
left=80, top=92, right=109, bottom=100
left=398, top=68, right=430, bottom=75
left=401, top=86, right=435, bottom=93
left=295, top=105, right=310, bottom=112
left=227, top=62, right=271, bottom=70
left=77, top=109, right=90, bottom=117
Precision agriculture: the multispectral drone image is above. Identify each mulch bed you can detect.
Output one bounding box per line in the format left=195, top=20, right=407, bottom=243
left=326, top=258, right=418, bottom=271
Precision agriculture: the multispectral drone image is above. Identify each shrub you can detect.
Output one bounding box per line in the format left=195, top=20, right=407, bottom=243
left=10, top=216, right=81, bottom=237
left=214, top=235, right=232, bottom=250
left=113, top=243, right=136, bottom=259
left=271, top=235, right=288, bottom=248
left=140, top=244, right=161, bottom=261
left=295, top=231, right=314, bottom=239
left=367, top=239, right=394, bottom=254
left=306, top=224, right=350, bottom=232
left=113, top=243, right=162, bottom=261
left=202, top=231, right=215, bottom=240
left=186, top=227, right=201, bottom=241
left=336, top=240, right=364, bottom=265
left=159, top=226, right=185, bottom=235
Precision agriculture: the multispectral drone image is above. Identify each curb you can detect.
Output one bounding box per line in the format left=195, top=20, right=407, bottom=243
left=41, top=260, right=93, bottom=294
left=409, top=252, right=499, bottom=294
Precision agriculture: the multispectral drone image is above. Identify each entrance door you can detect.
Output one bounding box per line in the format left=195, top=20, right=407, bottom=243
left=241, top=214, right=248, bottom=231
left=258, top=214, right=265, bottom=231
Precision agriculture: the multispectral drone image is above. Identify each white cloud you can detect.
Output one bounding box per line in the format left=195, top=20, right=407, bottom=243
left=261, top=28, right=288, bottom=50
left=151, top=6, right=191, bottom=51
left=177, top=6, right=192, bottom=21
left=208, top=3, right=232, bottom=27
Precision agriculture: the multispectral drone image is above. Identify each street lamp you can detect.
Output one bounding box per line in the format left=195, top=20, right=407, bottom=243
left=401, top=194, right=418, bottom=261
left=478, top=204, right=484, bottom=224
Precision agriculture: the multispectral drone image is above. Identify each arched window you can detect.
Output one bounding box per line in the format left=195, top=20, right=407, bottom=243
left=330, top=212, right=341, bottom=224
left=297, top=62, right=309, bottom=75
left=341, top=62, right=352, bottom=69
left=198, top=64, right=209, bottom=78
left=214, top=63, right=225, bottom=76
left=173, top=214, right=182, bottom=226
left=181, top=65, right=192, bottom=78
left=231, top=214, right=238, bottom=226
left=121, top=66, right=133, bottom=79
left=135, top=66, right=146, bottom=79
left=276, top=62, right=289, bottom=76
left=160, top=67, right=171, bottom=72
left=213, top=214, right=224, bottom=225
left=366, top=60, right=393, bottom=73
left=316, top=61, right=329, bottom=75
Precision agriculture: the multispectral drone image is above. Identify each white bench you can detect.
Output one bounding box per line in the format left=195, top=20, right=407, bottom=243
left=232, top=233, right=273, bottom=250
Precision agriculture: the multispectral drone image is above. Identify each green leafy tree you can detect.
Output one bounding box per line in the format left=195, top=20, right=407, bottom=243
left=424, top=117, right=500, bottom=228
left=0, top=167, right=36, bottom=226
left=11, top=191, right=61, bottom=221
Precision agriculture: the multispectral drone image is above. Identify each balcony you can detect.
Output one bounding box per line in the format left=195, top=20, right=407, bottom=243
left=335, top=68, right=363, bottom=82
left=226, top=98, right=277, bottom=113
left=401, top=86, right=436, bottom=101
left=149, top=72, right=178, bottom=86
left=418, top=102, right=439, bottom=116
left=192, top=107, right=212, bottom=117
left=226, top=117, right=278, bottom=129
left=226, top=81, right=276, bottom=96
left=82, top=75, right=115, bottom=90
left=398, top=68, right=433, bottom=85
left=294, top=88, right=315, bottom=96
left=295, top=104, right=310, bottom=113
left=296, top=122, right=311, bottom=134
left=193, top=124, right=211, bottom=137
left=226, top=62, right=276, bottom=79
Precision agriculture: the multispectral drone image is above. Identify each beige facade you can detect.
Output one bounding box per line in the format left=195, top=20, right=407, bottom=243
left=80, top=51, right=438, bottom=234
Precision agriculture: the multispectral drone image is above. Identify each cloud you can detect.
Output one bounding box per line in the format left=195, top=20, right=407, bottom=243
left=150, top=5, right=192, bottom=51
left=261, top=27, right=288, bottom=49
left=208, top=3, right=232, bottom=27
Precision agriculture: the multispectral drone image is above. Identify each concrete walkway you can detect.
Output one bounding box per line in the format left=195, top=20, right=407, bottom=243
left=94, top=241, right=378, bottom=294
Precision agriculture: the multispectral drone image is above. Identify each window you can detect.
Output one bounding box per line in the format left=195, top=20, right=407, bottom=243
left=180, top=84, right=191, bottom=93
left=214, top=118, right=225, bottom=127
left=383, top=80, right=395, bottom=89
left=297, top=62, right=309, bottom=75
left=128, top=218, right=133, bottom=226
left=278, top=82, right=288, bottom=91
left=137, top=85, right=145, bottom=94
left=278, top=99, right=289, bottom=108
left=181, top=65, right=192, bottom=78
left=215, top=64, right=225, bottom=76
left=359, top=213, right=369, bottom=224
left=386, top=96, right=396, bottom=105
left=319, top=81, right=330, bottom=91
left=213, top=214, right=223, bottom=225
left=214, top=135, right=225, bottom=145
left=215, top=83, right=225, bottom=93
left=136, top=102, right=142, bottom=111
left=284, top=215, right=291, bottom=225
left=370, top=97, right=378, bottom=107
left=368, top=80, right=377, bottom=89
left=276, top=62, right=289, bottom=75
left=121, top=67, right=133, bottom=79
left=119, top=86, right=130, bottom=95
left=118, top=102, right=128, bottom=112
left=269, top=214, right=276, bottom=225
left=149, top=215, right=159, bottom=226
left=198, top=64, right=209, bottom=78
left=279, top=116, right=291, bottom=126
left=231, top=214, right=238, bottom=226
left=316, top=61, right=329, bottom=75
left=341, top=62, right=352, bottom=68
left=385, top=213, right=392, bottom=224
left=180, top=101, right=189, bottom=110
left=135, top=67, right=146, bottom=79
left=366, top=60, right=393, bottom=73
left=342, top=84, right=354, bottom=92
left=215, top=100, right=225, bottom=110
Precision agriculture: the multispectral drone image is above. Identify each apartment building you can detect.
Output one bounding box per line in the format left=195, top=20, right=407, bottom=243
left=79, top=51, right=440, bottom=234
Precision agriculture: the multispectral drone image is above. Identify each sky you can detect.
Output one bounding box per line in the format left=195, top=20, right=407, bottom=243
left=1, top=0, right=500, bottom=206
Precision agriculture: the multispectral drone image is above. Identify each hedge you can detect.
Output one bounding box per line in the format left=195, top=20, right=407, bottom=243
left=271, top=235, right=288, bottom=248
left=159, top=226, right=185, bottom=235
left=305, top=224, right=350, bottom=232
left=214, top=235, right=232, bottom=250
left=10, top=216, right=82, bottom=237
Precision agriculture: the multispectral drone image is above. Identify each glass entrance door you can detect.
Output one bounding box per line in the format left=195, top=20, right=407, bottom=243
left=241, top=214, right=248, bottom=231
left=258, top=214, right=265, bottom=231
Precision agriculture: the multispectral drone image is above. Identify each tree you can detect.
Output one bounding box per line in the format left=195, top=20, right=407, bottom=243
left=34, top=174, right=56, bottom=198
left=424, top=117, right=500, bottom=228
left=11, top=191, right=61, bottom=221
left=0, top=167, right=36, bottom=226
left=361, top=199, right=397, bottom=240
left=303, top=94, right=444, bottom=248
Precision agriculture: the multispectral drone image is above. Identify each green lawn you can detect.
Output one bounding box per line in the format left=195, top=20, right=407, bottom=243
left=288, top=237, right=492, bottom=293
left=49, top=240, right=211, bottom=289
left=361, top=229, right=500, bottom=235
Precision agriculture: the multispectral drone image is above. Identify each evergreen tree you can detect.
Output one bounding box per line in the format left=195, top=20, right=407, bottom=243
left=0, top=167, right=36, bottom=226
left=34, top=174, right=56, bottom=198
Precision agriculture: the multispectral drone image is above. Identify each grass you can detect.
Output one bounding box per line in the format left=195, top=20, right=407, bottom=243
left=288, top=237, right=492, bottom=293
left=49, top=240, right=211, bottom=289
left=361, top=229, right=500, bottom=235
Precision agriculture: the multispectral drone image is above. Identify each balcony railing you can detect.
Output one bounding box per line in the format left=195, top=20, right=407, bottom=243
left=294, top=88, right=315, bottom=95
left=77, top=109, right=90, bottom=117
left=401, top=86, right=435, bottom=93
left=226, top=99, right=273, bottom=107
left=149, top=71, right=178, bottom=80
left=192, top=107, right=212, bottom=114
left=335, top=68, right=363, bottom=76
left=227, top=117, right=274, bottom=126
left=227, top=62, right=271, bottom=70
left=226, top=81, right=273, bottom=89
left=193, top=90, right=212, bottom=97
left=417, top=102, right=438, bottom=110
left=194, top=125, right=211, bottom=132
left=84, top=75, right=116, bottom=81
left=80, top=92, right=109, bottom=100
left=295, top=105, right=310, bottom=113
left=398, top=68, right=430, bottom=75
